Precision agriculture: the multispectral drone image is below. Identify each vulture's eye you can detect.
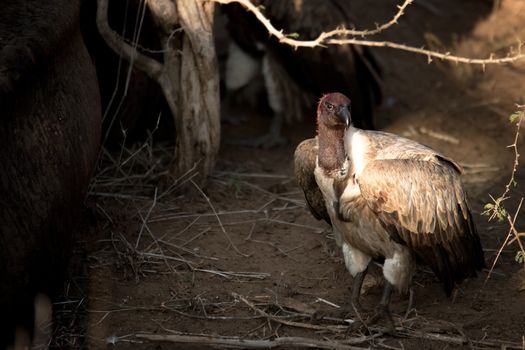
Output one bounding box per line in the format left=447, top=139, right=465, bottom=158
left=326, top=103, right=334, bottom=111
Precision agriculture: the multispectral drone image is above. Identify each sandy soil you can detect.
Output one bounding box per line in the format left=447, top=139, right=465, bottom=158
left=53, top=0, right=525, bottom=348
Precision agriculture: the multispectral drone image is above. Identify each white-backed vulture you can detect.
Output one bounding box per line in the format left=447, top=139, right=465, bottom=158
left=222, top=0, right=382, bottom=147
left=294, top=92, right=485, bottom=324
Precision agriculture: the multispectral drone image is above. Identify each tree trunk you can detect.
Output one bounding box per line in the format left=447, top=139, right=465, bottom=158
left=140, top=0, right=221, bottom=186
left=97, top=0, right=220, bottom=186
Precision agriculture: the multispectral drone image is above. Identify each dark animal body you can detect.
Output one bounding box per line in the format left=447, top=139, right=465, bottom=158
left=294, top=93, right=485, bottom=322
left=0, top=0, right=101, bottom=344
left=223, top=0, right=381, bottom=147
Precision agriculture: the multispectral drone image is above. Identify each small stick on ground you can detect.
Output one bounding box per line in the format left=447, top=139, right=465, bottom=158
left=190, top=179, right=250, bottom=257
left=232, top=293, right=348, bottom=333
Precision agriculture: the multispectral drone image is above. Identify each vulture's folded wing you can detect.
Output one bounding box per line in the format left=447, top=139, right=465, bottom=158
left=294, top=138, right=331, bottom=225
left=357, top=159, right=485, bottom=295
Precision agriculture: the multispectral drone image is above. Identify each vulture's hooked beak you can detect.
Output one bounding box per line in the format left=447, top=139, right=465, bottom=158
left=337, top=107, right=351, bottom=128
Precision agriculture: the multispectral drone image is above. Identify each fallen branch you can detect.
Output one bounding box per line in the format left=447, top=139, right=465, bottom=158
left=232, top=292, right=349, bottom=333
left=135, top=333, right=368, bottom=349
left=133, top=329, right=525, bottom=349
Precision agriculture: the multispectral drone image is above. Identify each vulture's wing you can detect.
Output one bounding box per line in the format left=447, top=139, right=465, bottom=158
left=356, top=159, right=485, bottom=295
left=294, top=138, right=331, bottom=225
left=360, top=130, right=464, bottom=172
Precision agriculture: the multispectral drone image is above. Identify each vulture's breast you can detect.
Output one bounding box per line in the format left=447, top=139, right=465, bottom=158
left=314, top=159, right=400, bottom=259
left=338, top=196, right=398, bottom=259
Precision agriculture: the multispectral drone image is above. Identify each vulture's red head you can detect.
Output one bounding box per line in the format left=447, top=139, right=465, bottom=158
left=317, top=93, right=351, bottom=129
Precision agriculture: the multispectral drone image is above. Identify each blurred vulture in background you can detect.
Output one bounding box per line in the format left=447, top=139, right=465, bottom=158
left=221, top=0, right=382, bottom=148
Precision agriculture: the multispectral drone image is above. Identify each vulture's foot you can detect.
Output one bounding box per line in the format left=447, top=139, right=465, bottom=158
left=368, top=280, right=397, bottom=334
left=349, top=279, right=397, bottom=334
left=227, top=132, right=288, bottom=149
left=347, top=304, right=396, bottom=335
left=365, top=305, right=396, bottom=334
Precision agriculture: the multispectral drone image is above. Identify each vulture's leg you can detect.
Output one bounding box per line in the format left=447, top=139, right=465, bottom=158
left=350, top=268, right=368, bottom=311
left=248, top=51, right=287, bottom=148
left=342, top=243, right=372, bottom=313
left=364, top=250, right=414, bottom=331
left=222, top=41, right=261, bottom=125
left=227, top=51, right=287, bottom=148
left=378, top=280, right=394, bottom=325
left=404, top=287, right=414, bottom=319
left=364, top=250, right=415, bottom=333
left=360, top=280, right=395, bottom=334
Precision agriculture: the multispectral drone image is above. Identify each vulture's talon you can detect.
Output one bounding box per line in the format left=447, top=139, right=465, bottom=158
left=371, top=305, right=396, bottom=335
left=349, top=305, right=396, bottom=335
left=351, top=300, right=366, bottom=314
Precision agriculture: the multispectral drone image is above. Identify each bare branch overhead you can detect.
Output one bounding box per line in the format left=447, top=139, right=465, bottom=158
left=214, top=0, right=414, bottom=43
left=212, top=0, right=525, bottom=65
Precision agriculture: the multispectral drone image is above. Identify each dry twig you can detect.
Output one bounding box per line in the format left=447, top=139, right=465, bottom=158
left=190, top=179, right=250, bottom=257
left=485, top=108, right=524, bottom=221
left=232, top=293, right=349, bottom=333
left=483, top=107, right=525, bottom=279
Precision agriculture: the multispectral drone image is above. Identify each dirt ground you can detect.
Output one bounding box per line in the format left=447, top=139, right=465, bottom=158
left=53, top=0, right=525, bottom=348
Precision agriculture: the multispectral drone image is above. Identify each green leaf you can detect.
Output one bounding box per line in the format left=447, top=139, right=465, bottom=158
left=515, top=251, right=524, bottom=264
left=496, top=207, right=507, bottom=222
left=509, top=111, right=522, bottom=123
left=288, top=32, right=300, bottom=39
left=258, top=5, right=266, bottom=10
left=484, top=203, right=494, bottom=210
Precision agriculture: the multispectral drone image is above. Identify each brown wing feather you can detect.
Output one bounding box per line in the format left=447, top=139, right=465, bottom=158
left=294, top=138, right=331, bottom=225
left=362, top=130, right=463, bottom=173
left=358, top=159, right=485, bottom=295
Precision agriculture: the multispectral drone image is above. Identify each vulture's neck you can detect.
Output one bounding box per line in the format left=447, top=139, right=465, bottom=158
left=317, top=123, right=346, bottom=172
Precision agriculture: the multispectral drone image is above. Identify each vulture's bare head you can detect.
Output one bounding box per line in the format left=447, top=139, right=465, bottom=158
left=317, top=93, right=351, bottom=129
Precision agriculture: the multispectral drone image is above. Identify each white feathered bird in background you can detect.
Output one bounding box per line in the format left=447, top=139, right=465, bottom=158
left=222, top=0, right=382, bottom=148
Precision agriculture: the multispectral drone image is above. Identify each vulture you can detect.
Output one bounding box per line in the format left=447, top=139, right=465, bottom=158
left=295, top=92, right=485, bottom=324
left=222, top=0, right=382, bottom=148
